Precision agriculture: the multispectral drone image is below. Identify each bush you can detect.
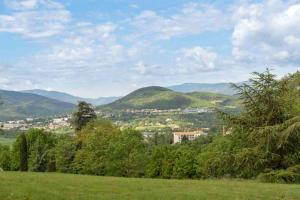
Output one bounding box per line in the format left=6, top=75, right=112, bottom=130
left=55, top=136, right=76, bottom=173
left=0, top=145, right=11, bottom=171
left=172, top=147, right=196, bottom=179
left=257, top=165, right=300, bottom=184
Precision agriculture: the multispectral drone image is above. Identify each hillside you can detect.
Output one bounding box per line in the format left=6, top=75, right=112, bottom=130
left=0, top=90, right=76, bottom=120
left=1, top=172, right=299, bottom=200
left=99, top=86, right=238, bottom=110
left=22, top=89, right=120, bottom=106
left=168, top=82, right=247, bottom=95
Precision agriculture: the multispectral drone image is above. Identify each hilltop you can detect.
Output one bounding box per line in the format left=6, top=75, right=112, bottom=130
left=22, top=89, right=120, bottom=106
left=0, top=90, right=76, bottom=120
left=99, top=86, right=238, bottom=110
left=168, top=82, right=248, bottom=95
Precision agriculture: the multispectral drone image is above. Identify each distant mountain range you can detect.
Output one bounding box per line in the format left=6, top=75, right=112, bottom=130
left=0, top=90, right=76, bottom=120
left=99, top=86, right=239, bottom=110
left=168, top=82, right=247, bottom=95
left=22, top=89, right=120, bottom=106
left=0, top=81, right=245, bottom=120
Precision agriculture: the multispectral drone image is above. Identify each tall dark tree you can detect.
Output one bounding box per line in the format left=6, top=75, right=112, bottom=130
left=19, top=133, right=28, bottom=171
left=72, top=101, right=97, bottom=132
left=218, top=69, right=300, bottom=178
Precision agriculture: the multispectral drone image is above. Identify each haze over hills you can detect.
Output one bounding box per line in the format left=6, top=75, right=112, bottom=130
left=22, top=89, right=120, bottom=106
left=168, top=82, right=247, bottom=95
left=0, top=90, right=76, bottom=120
left=99, top=86, right=239, bottom=110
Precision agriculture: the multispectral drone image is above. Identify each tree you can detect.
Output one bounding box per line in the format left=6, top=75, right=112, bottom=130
left=25, top=129, right=56, bottom=172
left=107, top=129, right=148, bottom=177
left=72, top=120, right=120, bottom=175
left=19, top=133, right=28, bottom=171
left=146, top=145, right=175, bottom=178
left=218, top=69, right=300, bottom=178
left=0, top=144, right=11, bottom=171
left=173, top=147, right=196, bottom=178
left=55, top=136, right=76, bottom=173
left=72, top=101, right=97, bottom=132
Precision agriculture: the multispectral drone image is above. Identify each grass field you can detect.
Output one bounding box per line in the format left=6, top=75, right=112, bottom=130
left=0, top=137, right=15, bottom=146
left=0, top=172, right=300, bottom=200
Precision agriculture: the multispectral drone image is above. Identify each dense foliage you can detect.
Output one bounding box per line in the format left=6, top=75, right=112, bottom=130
left=0, top=70, right=299, bottom=184
left=72, top=101, right=97, bottom=132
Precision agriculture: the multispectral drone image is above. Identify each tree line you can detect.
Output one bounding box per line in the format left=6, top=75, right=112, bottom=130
left=1, top=70, right=300, bottom=183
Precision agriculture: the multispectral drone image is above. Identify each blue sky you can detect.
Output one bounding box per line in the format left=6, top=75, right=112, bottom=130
left=0, top=0, right=299, bottom=97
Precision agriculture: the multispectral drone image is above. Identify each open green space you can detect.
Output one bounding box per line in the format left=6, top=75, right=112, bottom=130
left=0, top=172, right=300, bottom=200
left=0, top=137, right=15, bottom=146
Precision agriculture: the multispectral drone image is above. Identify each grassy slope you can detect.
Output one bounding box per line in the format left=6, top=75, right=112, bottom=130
left=100, top=86, right=238, bottom=110
left=1, top=172, right=300, bottom=200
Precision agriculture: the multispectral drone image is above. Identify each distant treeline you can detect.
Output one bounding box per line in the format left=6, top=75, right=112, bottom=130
left=1, top=70, right=300, bottom=184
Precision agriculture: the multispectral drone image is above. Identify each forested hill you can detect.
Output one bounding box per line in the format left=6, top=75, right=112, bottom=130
left=168, top=82, right=248, bottom=95
left=99, top=86, right=238, bottom=110
left=0, top=90, right=76, bottom=120
left=22, top=89, right=120, bottom=106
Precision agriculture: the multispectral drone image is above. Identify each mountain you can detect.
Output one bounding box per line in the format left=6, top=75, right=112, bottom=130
left=99, top=86, right=238, bottom=110
left=0, top=90, right=76, bottom=120
left=168, top=82, right=247, bottom=95
left=22, top=89, right=120, bottom=106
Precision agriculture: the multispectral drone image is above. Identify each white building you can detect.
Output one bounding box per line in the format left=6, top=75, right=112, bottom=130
left=173, top=130, right=207, bottom=143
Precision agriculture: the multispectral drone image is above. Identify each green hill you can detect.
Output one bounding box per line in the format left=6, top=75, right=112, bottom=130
left=168, top=82, right=248, bottom=95
left=99, top=86, right=238, bottom=110
left=22, top=89, right=120, bottom=106
left=0, top=90, right=76, bottom=120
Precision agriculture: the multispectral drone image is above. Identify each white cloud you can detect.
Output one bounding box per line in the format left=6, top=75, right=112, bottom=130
left=5, top=0, right=40, bottom=10
left=232, top=0, right=300, bottom=65
left=24, top=22, right=134, bottom=74
left=131, top=3, right=229, bottom=40
left=4, top=0, right=64, bottom=10
left=176, top=46, right=219, bottom=73
left=0, top=0, right=70, bottom=38
left=130, top=4, right=139, bottom=9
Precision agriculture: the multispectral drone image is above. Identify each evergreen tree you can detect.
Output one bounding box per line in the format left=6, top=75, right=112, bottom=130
left=19, top=133, right=28, bottom=171
left=72, top=101, right=97, bottom=132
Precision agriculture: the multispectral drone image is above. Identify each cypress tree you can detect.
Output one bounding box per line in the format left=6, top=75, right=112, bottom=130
left=19, top=133, right=28, bottom=171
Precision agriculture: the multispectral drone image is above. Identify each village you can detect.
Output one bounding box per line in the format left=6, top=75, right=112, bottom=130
left=0, top=116, right=71, bottom=131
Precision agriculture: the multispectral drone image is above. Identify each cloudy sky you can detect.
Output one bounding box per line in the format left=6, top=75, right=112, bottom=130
left=0, top=0, right=299, bottom=97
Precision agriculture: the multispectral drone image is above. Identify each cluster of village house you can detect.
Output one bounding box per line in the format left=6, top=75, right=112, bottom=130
left=121, top=108, right=213, bottom=114
left=0, top=116, right=71, bottom=131
left=173, top=129, right=209, bottom=143
left=1, top=113, right=214, bottom=144
left=142, top=128, right=210, bottom=144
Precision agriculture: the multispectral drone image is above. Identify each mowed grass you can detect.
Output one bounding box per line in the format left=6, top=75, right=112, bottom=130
left=1, top=172, right=300, bottom=200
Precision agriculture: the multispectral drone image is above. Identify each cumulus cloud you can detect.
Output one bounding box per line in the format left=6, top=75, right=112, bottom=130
left=232, top=0, right=300, bottom=66
left=0, top=0, right=70, bottom=38
left=131, top=3, right=229, bottom=40
left=1, top=0, right=299, bottom=96
left=24, top=22, right=137, bottom=75
left=176, top=46, right=219, bottom=73
left=4, top=0, right=63, bottom=10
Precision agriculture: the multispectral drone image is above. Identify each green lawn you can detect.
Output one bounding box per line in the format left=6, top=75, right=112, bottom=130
left=0, top=137, right=15, bottom=146
left=0, top=172, right=300, bottom=200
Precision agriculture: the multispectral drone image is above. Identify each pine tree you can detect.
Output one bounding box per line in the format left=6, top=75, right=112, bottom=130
left=72, top=101, right=97, bottom=132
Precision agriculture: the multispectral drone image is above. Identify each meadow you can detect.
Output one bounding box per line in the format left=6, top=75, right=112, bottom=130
left=0, top=172, right=300, bottom=200
left=0, top=137, right=15, bottom=146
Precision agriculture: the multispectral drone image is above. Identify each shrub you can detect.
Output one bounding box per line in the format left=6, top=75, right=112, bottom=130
left=257, top=165, right=300, bottom=184
left=0, top=145, right=11, bottom=171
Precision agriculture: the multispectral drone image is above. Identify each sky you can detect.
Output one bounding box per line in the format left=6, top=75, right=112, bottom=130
left=0, top=0, right=299, bottom=97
